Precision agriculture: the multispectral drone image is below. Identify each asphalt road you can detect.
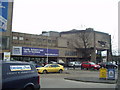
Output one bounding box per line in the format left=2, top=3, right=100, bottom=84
left=39, top=69, right=117, bottom=89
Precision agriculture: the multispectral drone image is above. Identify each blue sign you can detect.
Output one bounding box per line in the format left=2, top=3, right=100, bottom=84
left=0, top=1, right=8, bottom=32
left=22, top=47, right=59, bottom=56
left=107, top=69, right=115, bottom=80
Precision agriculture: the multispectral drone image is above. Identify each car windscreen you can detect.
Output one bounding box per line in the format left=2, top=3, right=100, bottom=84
left=44, top=64, right=50, bottom=67
left=90, top=62, right=96, bottom=65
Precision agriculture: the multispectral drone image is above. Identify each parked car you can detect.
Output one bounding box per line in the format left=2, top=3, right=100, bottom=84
left=98, top=62, right=118, bottom=69
left=81, top=61, right=100, bottom=70
left=1, top=61, right=40, bottom=90
left=29, top=61, right=42, bottom=68
left=36, top=64, right=64, bottom=74
left=49, top=61, right=57, bottom=64
left=68, top=61, right=81, bottom=67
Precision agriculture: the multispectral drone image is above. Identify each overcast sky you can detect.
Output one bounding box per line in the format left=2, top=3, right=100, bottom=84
left=12, top=0, right=119, bottom=52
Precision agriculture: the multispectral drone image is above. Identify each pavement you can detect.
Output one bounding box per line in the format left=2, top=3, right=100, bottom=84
left=64, top=68, right=118, bottom=84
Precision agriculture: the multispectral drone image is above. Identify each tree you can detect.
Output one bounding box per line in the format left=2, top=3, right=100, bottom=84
left=71, top=28, right=94, bottom=60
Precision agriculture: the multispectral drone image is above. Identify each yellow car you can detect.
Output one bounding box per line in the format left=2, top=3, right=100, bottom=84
left=36, top=64, right=64, bottom=74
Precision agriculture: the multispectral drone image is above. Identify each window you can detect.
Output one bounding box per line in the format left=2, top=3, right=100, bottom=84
left=67, top=41, right=69, bottom=45
left=65, top=51, right=77, bottom=56
left=48, top=40, right=51, bottom=43
left=43, top=39, right=46, bottom=42
left=44, top=64, right=50, bottom=67
left=13, top=36, right=18, bottom=40
left=19, top=37, right=24, bottom=40
left=51, top=65, right=59, bottom=67
left=1, top=36, right=10, bottom=50
left=52, top=40, right=56, bottom=43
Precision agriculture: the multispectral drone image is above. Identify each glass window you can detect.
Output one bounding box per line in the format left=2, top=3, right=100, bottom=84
left=90, top=62, right=95, bottom=65
left=13, top=36, right=18, bottom=40
left=54, top=65, right=59, bottom=67
left=43, top=39, right=46, bottom=42
left=84, top=63, right=89, bottom=65
left=52, top=40, right=56, bottom=43
left=1, top=36, right=10, bottom=50
left=48, top=40, right=51, bottom=43
left=51, top=65, right=56, bottom=67
left=50, top=64, right=59, bottom=67
left=19, top=37, right=24, bottom=40
left=44, top=64, right=50, bottom=67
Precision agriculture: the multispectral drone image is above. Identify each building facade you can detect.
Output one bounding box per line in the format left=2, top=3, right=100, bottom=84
left=0, top=1, right=13, bottom=60
left=11, top=28, right=112, bottom=64
left=60, top=28, right=112, bottom=63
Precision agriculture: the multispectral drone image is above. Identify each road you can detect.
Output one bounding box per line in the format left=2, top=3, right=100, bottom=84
left=40, top=69, right=116, bottom=89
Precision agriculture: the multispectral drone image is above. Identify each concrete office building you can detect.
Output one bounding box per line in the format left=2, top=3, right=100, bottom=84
left=11, top=28, right=112, bottom=64
left=11, top=31, right=78, bottom=64
left=60, top=28, right=112, bottom=63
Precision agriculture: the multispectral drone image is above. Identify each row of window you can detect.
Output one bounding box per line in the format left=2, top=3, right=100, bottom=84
left=13, top=36, right=24, bottom=40
left=13, top=36, right=57, bottom=43
left=65, top=51, right=77, bottom=56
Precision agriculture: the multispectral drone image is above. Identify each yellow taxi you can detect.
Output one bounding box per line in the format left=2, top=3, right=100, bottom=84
left=36, top=64, right=64, bottom=74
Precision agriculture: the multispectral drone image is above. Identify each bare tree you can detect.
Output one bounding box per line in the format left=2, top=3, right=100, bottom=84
left=71, top=28, right=94, bottom=60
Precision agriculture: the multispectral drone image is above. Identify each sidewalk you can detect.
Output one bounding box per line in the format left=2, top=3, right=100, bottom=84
left=64, top=68, right=117, bottom=84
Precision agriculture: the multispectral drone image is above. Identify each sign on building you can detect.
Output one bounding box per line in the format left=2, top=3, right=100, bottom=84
left=12, top=46, right=22, bottom=55
left=22, top=47, right=59, bottom=56
left=12, top=46, right=59, bottom=56
left=0, top=0, right=8, bottom=32
left=4, top=52, right=10, bottom=61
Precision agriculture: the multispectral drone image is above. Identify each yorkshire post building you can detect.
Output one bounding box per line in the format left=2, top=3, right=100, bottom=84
left=11, top=31, right=78, bottom=64
left=11, top=29, right=112, bottom=64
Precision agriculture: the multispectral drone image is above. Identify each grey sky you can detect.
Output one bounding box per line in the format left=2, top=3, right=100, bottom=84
left=12, top=0, right=119, bottom=52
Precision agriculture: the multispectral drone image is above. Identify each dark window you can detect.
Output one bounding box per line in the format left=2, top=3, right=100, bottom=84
left=51, top=65, right=59, bottom=67
left=0, top=36, right=10, bottom=50
left=48, top=40, right=51, bottom=43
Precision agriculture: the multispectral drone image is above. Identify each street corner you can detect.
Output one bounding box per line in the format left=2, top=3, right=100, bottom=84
left=64, top=77, right=117, bottom=84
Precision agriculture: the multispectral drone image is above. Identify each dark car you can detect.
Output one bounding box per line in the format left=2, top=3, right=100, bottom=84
left=99, top=62, right=118, bottom=69
left=1, top=61, right=40, bottom=90
left=81, top=61, right=100, bottom=70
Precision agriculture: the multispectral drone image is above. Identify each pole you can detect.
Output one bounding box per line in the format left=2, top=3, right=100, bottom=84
left=46, top=35, right=48, bottom=64
left=116, top=58, right=120, bottom=90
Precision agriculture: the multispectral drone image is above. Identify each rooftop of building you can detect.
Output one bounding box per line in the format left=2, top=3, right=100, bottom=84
left=12, top=28, right=110, bottom=37
left=60, top=28, right=110, bottom=35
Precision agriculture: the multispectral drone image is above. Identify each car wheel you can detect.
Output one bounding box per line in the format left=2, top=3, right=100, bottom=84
left=91, top=67, right=94, bottom=70
left=59, top=69, right=63, bottom=73
left=24, top=86, right=33, bottom=90
left=81, top=66, right=84, bottom=70
left=38, top=72, right=41, bottom=74
left=43, top=70, right=47, bottom=74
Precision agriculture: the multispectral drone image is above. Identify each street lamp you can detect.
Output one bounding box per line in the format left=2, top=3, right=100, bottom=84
left=46, top=34, right=49, bottom=64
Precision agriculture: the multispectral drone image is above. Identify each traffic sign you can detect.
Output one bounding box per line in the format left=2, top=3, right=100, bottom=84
left=99, top=68, right=107, bottom=79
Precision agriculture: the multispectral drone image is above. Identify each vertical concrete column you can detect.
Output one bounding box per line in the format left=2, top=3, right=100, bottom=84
left=91, top=49, right=96, bottom=63
left=91, top=31, right=96, bottom=63
left=107, top=50, right=110, bottom=62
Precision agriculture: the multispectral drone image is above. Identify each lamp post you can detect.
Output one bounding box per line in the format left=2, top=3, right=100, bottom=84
left=46, top=34, right=49, bottom=64
left=116, top=57, right=120, bottom=90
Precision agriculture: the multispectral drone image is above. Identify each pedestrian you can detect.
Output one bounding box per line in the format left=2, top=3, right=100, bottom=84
left=73, top=64, right=75, bottom=70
